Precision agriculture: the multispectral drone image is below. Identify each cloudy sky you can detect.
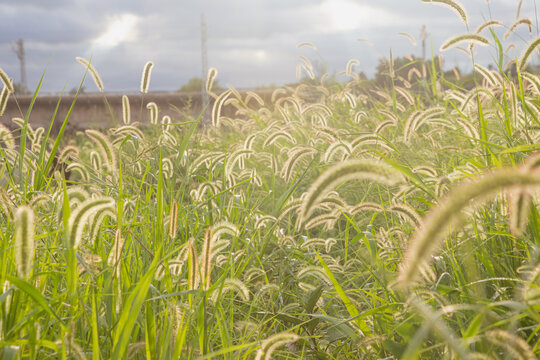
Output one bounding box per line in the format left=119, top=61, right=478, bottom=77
left=0, top=0, right=538, bottom=93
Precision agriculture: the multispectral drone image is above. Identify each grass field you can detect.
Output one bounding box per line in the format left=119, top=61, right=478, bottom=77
left=1, top=1, right=540, bottom=359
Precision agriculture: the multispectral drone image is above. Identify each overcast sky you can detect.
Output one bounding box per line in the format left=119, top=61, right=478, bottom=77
left=0, top=0, right=538, bottom=93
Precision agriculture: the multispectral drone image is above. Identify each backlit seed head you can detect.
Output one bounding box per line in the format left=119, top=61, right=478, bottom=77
left=519, top=35, right=540, bottom=71
left=146, top=102, right=159, bottom=124
left=14, top=206, right=35, bottom=278
left=76, top=57, right=104, bottom=92
left=206, top=67, right=218, bottom=95
left=140, top=61, right=154, bottom=93
left=0, top=68, right=14, bottom=93
left=299, top=160, right=403, bottom=225
left=522, top=264, right=540, bottom=306
left=210, top=278, right=250, bottom=302
left=169, top=200, right=178, bottom=239
left=85, top=129, right=117, bottom=172
left=107, top=228, right=124, bottom=278
left=484, top=329, right=536, bottom=360
left=255, top=332, right=299, bottom=360
left=0, top=124, right=15, bottom=149
left=440, top=33, right=489, bottom=51
left=187, top=238, right=199, bottom=290
left=421, top=0, right=468, bottom=25
left=0, top=87, right=10, bottom=117
left=397, top=168, right=540, bottom=288
left=122, top=95, right=130, bottom=125
left=67, top=197, right=115, bottom=249
left=200, top=228, right=214, bottom=291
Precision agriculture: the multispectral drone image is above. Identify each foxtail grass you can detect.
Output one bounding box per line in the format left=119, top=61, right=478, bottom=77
left=254, top=332, right=299, bottom=360
left=0, top=86, right=10, bottom=117
left=140, top=61, right=154, bottom=93
left=85, top=129, right=118, bottom=172
left=13, top=205, right=35, bottom=278
left=298, top=159, right=403, bottom=225
left=518, top=35, right=540, bottom=70
left=0, top=67, right=14, bottom=93
left=211, top=89, right=232, bottom=127
left=440, top=34, right=489, bottom=51
left=122, top=95, right=130, bottom=125
left=67, top=197, right=115, bottom=249
left=397, top=168, right=540, bottom=288
left=206, top=67, right=218, bottom=96
left=76, top=57, right=104, bottom=92
left=421, top=0, right=468, bottom=25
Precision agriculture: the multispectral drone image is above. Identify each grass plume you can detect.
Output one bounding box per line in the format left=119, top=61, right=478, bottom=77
left=13, top=206, right=35, bottom=278
left=76, top=57, right=104, bottom=92
left=397, top=168, right=540, bottom=288
left=140, top=61, right=154, bottom=93
left=299, top=159, right=403, bottom=224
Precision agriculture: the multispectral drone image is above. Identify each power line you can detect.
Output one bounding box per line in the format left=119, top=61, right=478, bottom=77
left=12, top=38, right=27, bottom=92
left=201, top=13, right=209, bottom=126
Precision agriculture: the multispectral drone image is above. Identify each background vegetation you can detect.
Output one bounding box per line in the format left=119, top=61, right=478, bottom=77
left=1, top=1, right=540, bottom=359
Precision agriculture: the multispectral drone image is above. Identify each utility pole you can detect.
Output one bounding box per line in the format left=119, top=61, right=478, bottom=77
left=200, top=13, right=209, bottom=125
left=12, top=39, right=27, bottom=93
left=421, top=25, right=426, bottom=60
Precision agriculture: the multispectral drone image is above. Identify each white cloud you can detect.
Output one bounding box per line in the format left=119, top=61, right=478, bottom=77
left=319, top=0, right=400, bottom=32
left=93, top=13, right=139, bottom=48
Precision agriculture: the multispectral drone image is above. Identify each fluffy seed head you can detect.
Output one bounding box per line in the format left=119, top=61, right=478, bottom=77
left=14, top=206, right=35, bottom=278
left=255, top=332, right=299, bottom=360
left=389, top=203, right=422, bottom=226
left=211, top=89, right=232, bottom=127
left=169, top=200, right=178, bottom=239
left=206, top=67, right=218, bottom=95
left=122, top=95, right=130, bottom=125
left=485, top=329, right=536, bottom=360
left=76, top=57, right=104, bottom=92
left=397, top=168, right=540, bottom=288
left=187, top=238, right=199, bottom=290
left=211, top=278, right=250, bottom=302
left=245, top=91, right=264, bottom=106
left=518, top=35, right=540, bottom=71
left=140, top=61, right=154, bottom=93
left=67, top=197, right=115, bottom=249
left=345, top=59, right=359, bottom=77
left=146, top=102, right=159, bottom=124
left=299, top=160, right=403, bottom=225
left=504, top=18, right=532, bottom=40
left=107, top=228, right=124, bottom=278
left=508, top=191, right=531, bottom=236
left=422, top=0, right=468, bottom=24
left=85, top=129, right=117, bottom=172
left=211, top=221, right=239, bottom=240
left=398, top=32, right=417, bottom=46
left=0, top=124, right=15, bottom=149
left=297, top=266, right=332, bottom=285
left=0, top=68, right=14, bottom=93
left=58, top=145, right=80, bottom=163
left=88, top=208, right=116, bottom=245
left=440, top=34, right=489, bottom=51
left=0, top=86, right=10, bottom=117
left=522, top=264, right=540, bottom=306
left=475, top=20, right=503, bottom=34
left=200, top=228, right=214, bottom=291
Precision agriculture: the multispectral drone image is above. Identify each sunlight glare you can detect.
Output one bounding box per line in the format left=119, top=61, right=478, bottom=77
left=320, top=0, right=397, bottom=31
left=94, top=14, right=138, bottom=48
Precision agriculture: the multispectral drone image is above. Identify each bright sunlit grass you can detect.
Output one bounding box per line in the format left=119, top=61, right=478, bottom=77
left=0, top=1, right=540, bottom=359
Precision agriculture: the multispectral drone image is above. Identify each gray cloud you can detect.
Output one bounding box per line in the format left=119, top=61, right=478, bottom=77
left=0, top=0, right=538, bottom=93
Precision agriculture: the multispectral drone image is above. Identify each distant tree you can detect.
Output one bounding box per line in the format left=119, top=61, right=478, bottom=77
left=13, top=82, right=29, bottom=95
left=374, top=55, right=440, bottom=88
left=179, top=77, right=223, bottom=92
left=69, top=86, right=85, bottom=95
